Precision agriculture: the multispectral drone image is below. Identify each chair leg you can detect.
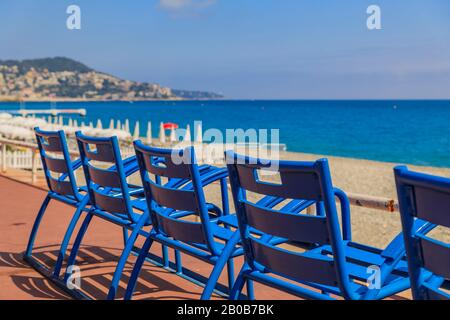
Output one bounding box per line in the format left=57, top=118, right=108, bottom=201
left=162, top=245, right=169, bottom=268
left=229, top=264, right=250, bottom=300
left=220, top=177, right=230, bottom=215
left=200, top=231, right=240, bottom=300
left=53, top=196, right=89, bottom=278
left=24, top=195, right=51, bottom=258
left=122, top=227, right=129, bottom=245
left=63, top=212, right=94, bottom=283
left=107, top=214, right=148, bottom=300
left=175, top=249, right=183, bottom=274
left=226, top=258, right=235, bottom=290
left=246, top=279, right=254, bottom=300
left=124, top=234, right=155, bottom=300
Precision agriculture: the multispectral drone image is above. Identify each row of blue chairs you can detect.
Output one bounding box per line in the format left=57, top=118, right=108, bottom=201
left=24, top=127, right=449, bottom=300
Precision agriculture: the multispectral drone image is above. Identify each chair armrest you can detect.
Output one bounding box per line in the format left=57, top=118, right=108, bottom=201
left=122, top=156, right=140, bottom=176
left=206, top=203, right=223, bottom=217
left=334, top=188, right=352, bottom=241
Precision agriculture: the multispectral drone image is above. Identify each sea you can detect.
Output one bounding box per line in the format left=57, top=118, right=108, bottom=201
left=1, top=100, right=449, bottom=168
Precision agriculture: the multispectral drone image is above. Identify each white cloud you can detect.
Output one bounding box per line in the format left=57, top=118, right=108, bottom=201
left=158, top=0, right=216, bottom=12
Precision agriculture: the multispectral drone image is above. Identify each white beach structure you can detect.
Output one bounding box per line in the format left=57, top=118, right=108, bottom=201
left=0, top=113, right=13, bottom=120
left=169, top=127, right=176, bottom=142
left=0, top=125, right=35, bottom=140
left=184, top=124, right=192, bottom=142
left=195, top=122, right=203, bottom=143
left=159, top=122, right=166, bottom=143
left=96, top=119, right=103, bottom=130
left=133, top=121, right=140, bottom=140
left=146, top=121, right=152, bottom=144
left=124, top=119, right=130, bottom=134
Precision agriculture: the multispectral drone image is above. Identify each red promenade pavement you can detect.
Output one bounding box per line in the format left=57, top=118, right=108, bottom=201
left=0, top=175, right=410, bottom=300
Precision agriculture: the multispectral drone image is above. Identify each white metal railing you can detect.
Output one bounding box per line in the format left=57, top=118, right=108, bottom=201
left=0, top=137, right=399, bottom=213
left=0, top=150, right=40, bottom=169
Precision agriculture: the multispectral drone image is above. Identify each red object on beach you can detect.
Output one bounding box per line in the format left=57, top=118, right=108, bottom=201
left=163, top=122, right=179, bottom=130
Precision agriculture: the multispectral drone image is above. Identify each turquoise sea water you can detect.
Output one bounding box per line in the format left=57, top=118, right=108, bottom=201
left=1, top=100, right=449, bottom=168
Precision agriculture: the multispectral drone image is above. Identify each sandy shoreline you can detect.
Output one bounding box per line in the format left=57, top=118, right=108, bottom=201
left=281, top=150, right=450, bottom=198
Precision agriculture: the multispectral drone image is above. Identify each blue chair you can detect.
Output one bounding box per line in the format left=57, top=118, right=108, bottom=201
left=66, top=133, right=230, bottom=299
left=124, top=142, right=248, bottom=300
left=226, top=151, right=432, bottom=300
left=25, top=128, right=140, bottom=281
left=25, top=128, right=90, bottom=279
left=61, top=131, right=164, bottom=299
left=394, top=166, right=449, bottom=300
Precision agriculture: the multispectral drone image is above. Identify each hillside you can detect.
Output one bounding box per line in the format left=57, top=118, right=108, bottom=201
left=0, top=57, right=223, bottom=101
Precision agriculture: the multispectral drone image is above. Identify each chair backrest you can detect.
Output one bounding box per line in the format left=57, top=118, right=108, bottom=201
left=76, top=131, right=134, bottom=221
left=134, top=141, right=220, bottom=255
left=394, top=166, right=450, bottom=300
left=226, top=151, right=353, bottom=296
left=35, top=127, right=81, bottom=201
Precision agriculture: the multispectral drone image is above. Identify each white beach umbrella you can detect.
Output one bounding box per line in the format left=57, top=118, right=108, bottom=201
left=109, top=119, right=115, bottom=129
left=195, top=122, right=203, bottom=143
left=159, top=122, right=166, bottom=144
left=0, top=125, right=34, bottom=141
left=183, top=124, right=192, bottom=142
left=124, top=119, right=130, bottom=134
left=7, top=116, right=46, bottom=129
left=96, top=119, right=103, bottom=129
left=146, top=121, right=152, bottom=144
left=169, top=128, right=176, bottom=142
left=133, top=121, right=140, bottom=140
left=116, top=120, right=122, bottom=130
left=0, top=113, right=13, bottom=120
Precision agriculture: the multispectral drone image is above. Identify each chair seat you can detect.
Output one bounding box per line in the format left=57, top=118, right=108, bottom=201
left=315, top=241, right=408, bottom=274
left=211, top=223, right=235, bottom=241
left=220, top=213, right=410, bottom=277
left=130, top=198, right=147, bottom=212
left=217, top=214, right=239, bottom=228
left=259, top=248, right=409, bottom=298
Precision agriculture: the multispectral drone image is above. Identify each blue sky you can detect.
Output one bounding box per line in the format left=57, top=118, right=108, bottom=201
left=1, top=0, right=450, bottom=99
